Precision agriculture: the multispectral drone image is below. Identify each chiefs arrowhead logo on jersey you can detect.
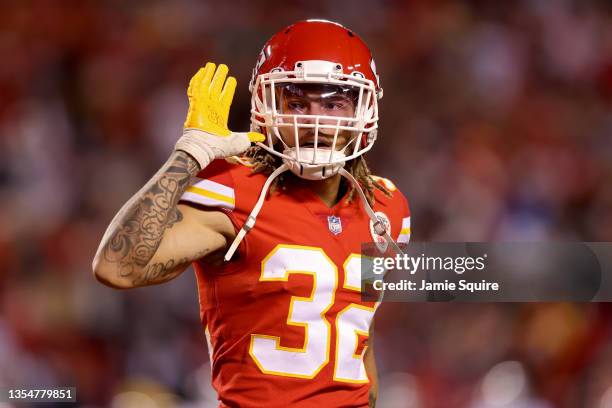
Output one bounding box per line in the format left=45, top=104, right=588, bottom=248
left=370, top=211, right=391, bottom=252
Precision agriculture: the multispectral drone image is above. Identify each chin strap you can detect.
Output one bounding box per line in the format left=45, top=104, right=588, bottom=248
left=337, top=168, right=404, bottom=255
left=224, top=164, right=289, bottom=261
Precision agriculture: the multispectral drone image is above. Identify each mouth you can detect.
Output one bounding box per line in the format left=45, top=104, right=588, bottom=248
left=302, top=138, right=334, bottom=149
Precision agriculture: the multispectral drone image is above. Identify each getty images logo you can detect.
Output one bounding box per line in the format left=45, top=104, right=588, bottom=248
left=372, top=253, right=488, bottom=275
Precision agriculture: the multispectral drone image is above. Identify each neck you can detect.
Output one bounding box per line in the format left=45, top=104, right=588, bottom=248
left=296, top=173, right=343, bottom=208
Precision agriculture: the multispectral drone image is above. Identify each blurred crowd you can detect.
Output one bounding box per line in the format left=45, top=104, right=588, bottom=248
left=1, top=0, right=612, bottom=407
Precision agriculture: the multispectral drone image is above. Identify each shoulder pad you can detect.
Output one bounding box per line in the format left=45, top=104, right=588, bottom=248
left=371, top=175, right=397, bottom=192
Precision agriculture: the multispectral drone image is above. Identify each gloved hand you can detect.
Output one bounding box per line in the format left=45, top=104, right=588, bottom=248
left=175, top=62, right=265, bottom=169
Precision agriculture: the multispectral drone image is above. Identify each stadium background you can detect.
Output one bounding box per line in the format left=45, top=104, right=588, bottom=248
left=1, top=0, right=612, bottom=407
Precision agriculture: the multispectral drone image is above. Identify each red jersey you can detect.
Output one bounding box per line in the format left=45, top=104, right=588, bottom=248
left=179, top=158, right=411, bottom=408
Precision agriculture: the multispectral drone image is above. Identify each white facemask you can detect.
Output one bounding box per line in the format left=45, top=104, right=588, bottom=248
left=282, top=147, right=346, bottom=180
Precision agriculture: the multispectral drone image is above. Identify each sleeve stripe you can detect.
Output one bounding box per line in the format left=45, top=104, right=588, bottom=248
left=186, top=185, right=235, bottom=205
left=397, top=234, right=411, bottom=243
left=180, top=172, right=236, bottom=210
left=181, top=191, right=235, bottom=210
left=180, top=177, right=236, bottom=209
left=401, top=217, right=411, bottom=229
left=397, top=216, right=411, bottom=243
left=192, top=178, right=234, bottom=198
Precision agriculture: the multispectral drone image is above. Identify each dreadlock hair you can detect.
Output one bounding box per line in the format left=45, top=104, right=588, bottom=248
left=243, top=145, right=392, bottom=206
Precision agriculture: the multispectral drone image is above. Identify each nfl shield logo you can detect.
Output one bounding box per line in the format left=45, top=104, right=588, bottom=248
left=327, top=215, right=342, bottom=235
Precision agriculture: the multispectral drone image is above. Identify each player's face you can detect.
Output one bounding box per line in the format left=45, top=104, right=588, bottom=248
left=276, top=84, right=357, bottom=150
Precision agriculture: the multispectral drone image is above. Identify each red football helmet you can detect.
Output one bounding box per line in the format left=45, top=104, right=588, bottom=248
left=249, top=19, right=382, bottom=180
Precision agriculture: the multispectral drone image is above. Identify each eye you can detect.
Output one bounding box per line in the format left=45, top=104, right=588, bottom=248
left=323, top=101, right=346, bottom=110
left=285, top=100, right=307, bottom=113
left=288, top=101, right=306, bottom=110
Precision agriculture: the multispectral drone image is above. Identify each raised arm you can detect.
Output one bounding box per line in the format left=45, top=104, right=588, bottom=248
left=92, top=151, right=232, bottom=288
left=92, top=62, right=263, bottom=288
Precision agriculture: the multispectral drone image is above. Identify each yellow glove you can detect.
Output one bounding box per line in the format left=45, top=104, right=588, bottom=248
left=176, top=62, right=264, bottom=169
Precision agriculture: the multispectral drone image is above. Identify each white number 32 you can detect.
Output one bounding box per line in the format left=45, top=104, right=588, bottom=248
left=249, top=245, right=377, bottom=383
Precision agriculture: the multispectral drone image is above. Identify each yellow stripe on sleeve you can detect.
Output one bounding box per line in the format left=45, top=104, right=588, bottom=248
left=186, top=186, right=235, bottom=205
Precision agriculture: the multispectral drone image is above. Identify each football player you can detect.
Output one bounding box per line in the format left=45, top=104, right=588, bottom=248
left=93, top=19, right=411, bottom=408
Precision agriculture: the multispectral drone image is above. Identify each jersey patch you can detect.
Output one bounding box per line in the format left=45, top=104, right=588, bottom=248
left=327, top=215, right=343, bottom=235
left=370, top=211, right=391, bottom=252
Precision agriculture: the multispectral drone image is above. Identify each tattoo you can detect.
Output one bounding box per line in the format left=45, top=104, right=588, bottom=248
left=132, top=249, right=210, bottom=286
left=101, top=151, right=200, bottom=282
left=132, top=258, right=186, bottom=286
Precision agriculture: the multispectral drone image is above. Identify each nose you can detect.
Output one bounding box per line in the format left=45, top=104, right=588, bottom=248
left=310, top=102, right=326, bottom=115
left=300, top=102, right=340, bottom=128
left=306, top=102, right=326, bottom=116
left=296, top=102, right=324, bottom=124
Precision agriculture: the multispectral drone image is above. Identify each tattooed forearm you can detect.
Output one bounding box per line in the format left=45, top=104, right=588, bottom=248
left=132, top=258, right=186, bottom=286
left=98, top=151, right=200, bottom=282
left=132, top=249, right=210, bottom=286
